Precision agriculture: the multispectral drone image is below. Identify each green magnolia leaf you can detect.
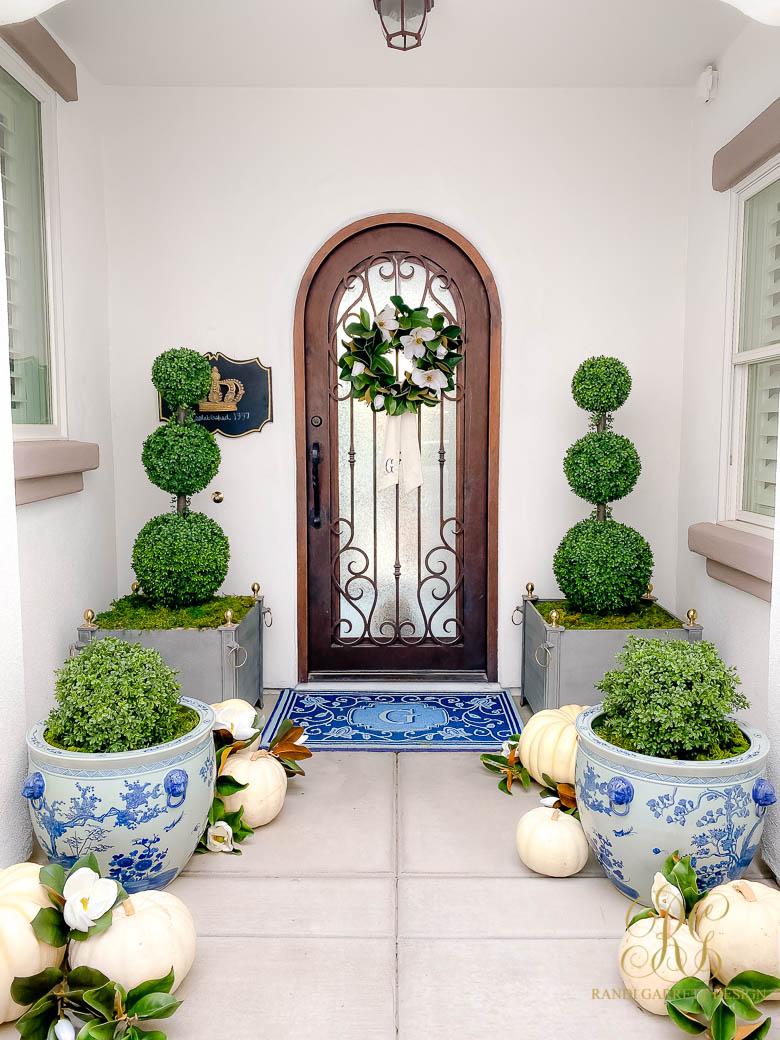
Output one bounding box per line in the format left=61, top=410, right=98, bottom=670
left=39, top=863, right=66, bottom=898
left=481, top=761, right=502, bottom=774
left=127, top=969, right=175, bottom=1008
left=66, top=966, right=111, bottom=995
left=696, top=986, right=721, bottom=1018
left=627, top=907, right=656, bottom=928
left=132, top=1030, right=167, bottom=1040
left=723, top=984, right=761, bottom=1022
left=497, top=777, right=510, bottom=795
left=130, top=992, right=182, bottom=1021
left=711, top=1002, right=736, bottom=1040
left=665, top=1002, right=707, bottom=1035
left=83, top=982, right=120, bottom=1021
left=742, top=1019, right=772, bottom=1040
left=480, top=753, right=508, bottom=766
left=358, top=307, right=371, bottom=330
left=215, top=775, right=249, bottom=796
left=662, top=853, right=701, bottom=912
left=432, top=313, right=445, bottom=331
left=541, top=773, right=556, bottom=788
left=728, top=972, right=780, bottom=1004
left=15, top=994, right=58, bottom=1040
left=31, top=906, right=69, bottom=948
left=69, top=853, right=101, bottom=877
left=441, top=325, right=461, bottom=339
left=345, top=322, right=367, bottom=337
left=11, top=968, right=64, bottom=1007
left=70, top=909, right=113, bottom=943
left=80, top=1022, right=119, bottom=1040
left=390, top=295, right=409, bottom=313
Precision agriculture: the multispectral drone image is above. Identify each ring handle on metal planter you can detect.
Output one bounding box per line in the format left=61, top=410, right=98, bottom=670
left=511, top=606, right=523, bottom=626
left=263, top=607, right=273, bottom=628
left=227, top=643, right=248, bottom=669
left=534, top=643, right=552, bottom=669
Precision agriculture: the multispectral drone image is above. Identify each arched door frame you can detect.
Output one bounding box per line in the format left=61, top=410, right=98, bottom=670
left=294, top=212, right=501, bottom=683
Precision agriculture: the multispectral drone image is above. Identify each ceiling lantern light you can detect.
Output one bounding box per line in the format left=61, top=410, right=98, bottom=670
left=373, top=0, right=434, bottom=51
left=719, top=0, right=780, bottom=25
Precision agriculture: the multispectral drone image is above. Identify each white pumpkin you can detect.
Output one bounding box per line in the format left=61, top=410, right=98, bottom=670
left=619, top=914, right=710, bottom=1015
left=221, top=748, right=287, bottom=827
left=69, top=890, right=196, bottom=993
left=0, top=862, right=66, bottom=1023
left=517, top=704, right=584, bottom=785
left=515, top=806, right=589, bottom=877
left=693, top=879, right=780, bottom=995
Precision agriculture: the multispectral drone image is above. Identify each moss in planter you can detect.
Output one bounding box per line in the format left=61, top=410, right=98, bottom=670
left=535, top=599, right=681, bottom=630
left=45, top=704, right=200, bottom=753
left=593, top=719, right=750, bottom=762
left=95, top=594, right=256, bottom=631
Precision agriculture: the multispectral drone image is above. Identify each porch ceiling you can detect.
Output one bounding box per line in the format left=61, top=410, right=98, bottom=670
left=42, top=0, right=747, bottom=88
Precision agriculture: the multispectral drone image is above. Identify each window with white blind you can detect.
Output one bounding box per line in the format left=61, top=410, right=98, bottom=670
left=725, top=166, right=780, bottom=530
left=0, top=49, right=62, bottom=437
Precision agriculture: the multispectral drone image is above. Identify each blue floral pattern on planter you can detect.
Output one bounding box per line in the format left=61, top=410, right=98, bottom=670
left=24, top=698, right=214, bottom=893
left=163, top=768, right=188, bottom=808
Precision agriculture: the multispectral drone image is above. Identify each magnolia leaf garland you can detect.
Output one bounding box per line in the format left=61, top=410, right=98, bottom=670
left=338, top=296, right=463, bottom=415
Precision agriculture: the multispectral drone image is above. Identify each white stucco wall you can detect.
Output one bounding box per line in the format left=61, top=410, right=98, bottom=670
left=15, top=67, right=117, bottom=727
left=677, top=22, right=780, bottom=734
left=98, top=86, right=693, bottom=688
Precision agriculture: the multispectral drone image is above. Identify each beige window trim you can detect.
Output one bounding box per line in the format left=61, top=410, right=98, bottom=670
left=713, top=96, right=780, bottom=192
left=14, top=439, right=98, bottom=505
left=688, top=521, right=773, bottom=602
left=0, top=19, right=77, bottom=102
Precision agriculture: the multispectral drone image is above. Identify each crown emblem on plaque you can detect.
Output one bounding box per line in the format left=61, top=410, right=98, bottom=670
left=199, top=366, right=246, bottom=412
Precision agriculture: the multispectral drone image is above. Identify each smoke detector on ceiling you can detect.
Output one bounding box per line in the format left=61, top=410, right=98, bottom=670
left=695, top=65, right=720, bottom=104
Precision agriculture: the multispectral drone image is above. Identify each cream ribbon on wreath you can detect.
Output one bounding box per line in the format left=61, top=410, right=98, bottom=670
left=379, top=411, right=423, bottom=494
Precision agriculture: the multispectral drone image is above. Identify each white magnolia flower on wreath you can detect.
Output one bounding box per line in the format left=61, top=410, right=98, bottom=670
left=54, top=1020, right=76, bottom=1040
left=351, top=360, right=366, bottom=378
left=401, top=326, right=436, bottom=360
left=650, top=871, right=685, bottom=920
left=212, top=700, right=258, bottom=742
left=500, top=738, right=520, bottom=758
left=206, top=820, right=234, bottom=853
left=375, top=304, right=399, bottom=343
left=436, top=344, right=448, bottom=359
left=62, top=867, right=118, bottom=932
left=373, top=394, right=385, bottom=411
left=411, top=367, right=449, bottom=393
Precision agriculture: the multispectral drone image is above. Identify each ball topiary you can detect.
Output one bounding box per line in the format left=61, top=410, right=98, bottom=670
left=571, top=356, right=631, bottom=415
left=553, top=517, right=653, bottom=613
left=152, top=348, right=212, bottom=410
left=133, top=511, right=230, bottom=608
left=46, top=638, right=181, bottom=753
left=563, top=431, right=641, bottom=505
left=142, top=419, right=220, bottom=496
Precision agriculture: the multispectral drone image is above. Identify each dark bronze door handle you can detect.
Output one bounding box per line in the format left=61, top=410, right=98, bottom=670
left=309, top=442, right=322, bottom=528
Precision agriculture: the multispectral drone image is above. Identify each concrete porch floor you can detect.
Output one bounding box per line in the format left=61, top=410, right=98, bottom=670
left=3, top=695, right=774, bottom=1039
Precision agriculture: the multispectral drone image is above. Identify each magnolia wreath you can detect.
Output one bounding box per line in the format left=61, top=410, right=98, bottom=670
left=338, top=295, right=463, bottom=415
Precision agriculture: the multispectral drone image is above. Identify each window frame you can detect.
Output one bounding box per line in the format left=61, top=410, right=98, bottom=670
left=719, top=151, right=780, bottom=536
left=0, top=38, right=66, bottom=441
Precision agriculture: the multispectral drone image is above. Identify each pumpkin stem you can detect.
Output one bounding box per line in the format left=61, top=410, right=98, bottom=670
left=124, top=897, right=136, bottom=916
left=732, top=881, right=757, bottom=902
left=251, top=749, right=270, bottom=762
left=551, top=809, right=561, bottom=821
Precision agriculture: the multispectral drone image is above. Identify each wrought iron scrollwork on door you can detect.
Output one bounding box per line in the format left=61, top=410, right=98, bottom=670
left=326, top=252, right=467, bottom=648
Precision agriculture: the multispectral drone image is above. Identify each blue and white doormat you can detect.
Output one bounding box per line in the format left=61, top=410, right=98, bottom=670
left=262, top=691, right=523, bottom=751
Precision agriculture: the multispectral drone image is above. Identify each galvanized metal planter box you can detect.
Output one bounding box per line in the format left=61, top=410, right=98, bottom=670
left=73, top=597, right=269, bottom=708
left=520, top=593, right=702, bottom=713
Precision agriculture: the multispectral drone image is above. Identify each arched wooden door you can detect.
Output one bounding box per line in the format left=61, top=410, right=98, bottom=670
left=295, top=214, right=500, bottom=682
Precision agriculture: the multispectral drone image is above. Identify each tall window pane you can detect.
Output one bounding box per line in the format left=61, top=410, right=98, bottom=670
left=739, top=178, right=780, bottom=355
left=743, top=358, right=780, bottom=517
left=0, top=65, right=50, bottom=425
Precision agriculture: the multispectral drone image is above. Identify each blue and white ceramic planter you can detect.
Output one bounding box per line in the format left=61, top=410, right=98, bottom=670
left=575, top=704, right=774, bottom=906
left=24, top=697, right=215, bottom=892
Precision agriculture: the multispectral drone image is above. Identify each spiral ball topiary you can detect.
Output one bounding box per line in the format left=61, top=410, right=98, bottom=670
left=554, top=356, right=652, bottom=613
left=133, top=512, right=230, bottom=607
left=142, top=419, right=220, bottom=496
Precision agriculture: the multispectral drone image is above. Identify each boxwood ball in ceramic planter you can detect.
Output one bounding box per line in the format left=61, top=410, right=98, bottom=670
left=575, top=705, right=773, bottom=906
left=24, top=696, right=215, bottom=892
